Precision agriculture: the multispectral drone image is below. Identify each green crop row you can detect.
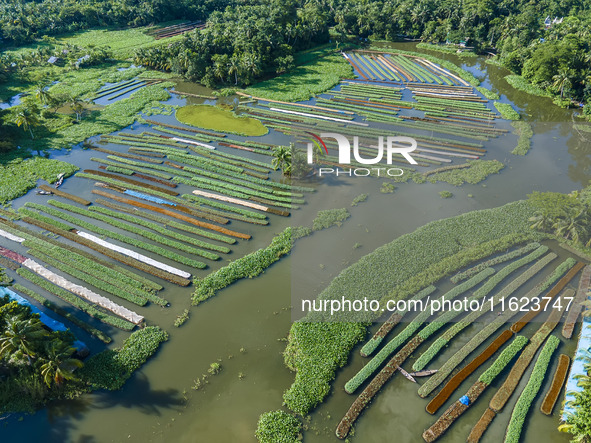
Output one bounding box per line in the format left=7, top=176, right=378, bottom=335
left=27, top=249, right=149, bottom=306
left=343, top=268, right=494, bottom=394
left=511, top=121, right=533, bottom=156
left=47, top=200, right=220, bottom=262
left=193, top=227, right=300, bottom=305
left=0, top=217, right=162, bottom=291
left=191, top=146, right=274, bottom=172
left=80, top=326, right=168, bottom=390
left=88, top=205, right=230, bottom=253
left=182, top=194, right=267, bottom=220
left=283, top=201, right=539, bottom=415
left=105, top=155, right=188, bottom=177
left=476, top=86, right=500, bottom=100
left=0, top=215, right=185, bottom=285
left=105, top=165, right=135, bottom=175
left=173, top=176, right=299, bottom=209
left=504, top=336, right=560, bottom=443
left=23, top=238, right=168, bottom=306
left=470, top=246, right=548, bottom=299
left=170, top=146, right=271, bottom=176
left=94, top=197, right=236, bottom=245
left=450, top=242, right=541, bottom=283
left=494, top=102, right=520, bottom=120
left=417, top=257, right=575, bottom=398
left=175, top=161, right=298, bottom=198
left=359, top=286, right=436, bottom=357
left=413, top=251, right=555, bottom=370
left=18, top=208, right=74, bottom=232
left=415, top=96, right=490, bottom=110
left=102, top=137, right=189, bottom=153
left=28, top=201, right=207, bottom=268
left=13, top=284, right=112, bottom=344
left=479, top=336, right=529, bottom=385
left=92, top=157, right=173, bottom=179
left=16, top=268, right=135, bottom=331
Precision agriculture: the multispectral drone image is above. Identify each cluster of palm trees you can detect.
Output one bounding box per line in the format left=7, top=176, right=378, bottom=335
left=0, top=303, right=82, bottom=391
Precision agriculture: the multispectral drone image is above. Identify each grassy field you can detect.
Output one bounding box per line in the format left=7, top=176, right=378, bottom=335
left=176, top=104, right=268, bottom=136
left=244, top=54, right=353, bottom=102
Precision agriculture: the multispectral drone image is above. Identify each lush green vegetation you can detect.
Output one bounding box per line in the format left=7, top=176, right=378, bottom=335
left=476, top=86, right=500, bottom=100
left=450, top=242, right=540, bottom=283
left=245, top=54, right=353, bottom=102
left=418, top=256, right=576, bottom=398
left=176, top=105, right=268, bottom=136
left=255, top=410, right=301, bottom=443
left=282, top=200, right=541, bottom=415
left=0, top=294, right=82, bottom=413
left=352, top=193, right=369, bottom=206
left=80, top=326, right=168, bottom=390
left=494, top=102, right=521, bottom=120
left=439, top=191, right=453, bottom=198
left=344, top=268, right=494, bottom=394
left=16, top=268, right=135, bottom=331
left=505, top=75, right=553, bottom=98
left=134, top=1, right=333, bottom=88
left=26, top=201, right=208, bottom=269
left=427, top=160, right=504, bottom=186
left=505, top=335, right=559, bottom=443
left=0, top=1, right=220, bottom=44
left=0, top=157, right=78, bottom=203
left=511, top=121, right=534, bottom=155
left=193, top=227, right=304, bottom=305
left=413, top=249, right=553, bottom=371
left=312, top=208, right=351, bottom=231
left=479, top=336, right=529, bottom=385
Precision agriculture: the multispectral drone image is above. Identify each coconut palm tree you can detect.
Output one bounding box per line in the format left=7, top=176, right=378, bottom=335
left=34, top=85, right=52, bottom=106
left=553, top=69, right=572, bottom=99
left=68, top=95, right=84, bottom=121
left=39, top=340, right=83, bottom=388
left=272, top=144, right=292, bottom=176
left=0, top=315, right=47, bottom=365
left=228, top=54, right=241, bottom=85
left=15, top=110, right=39, bottom=139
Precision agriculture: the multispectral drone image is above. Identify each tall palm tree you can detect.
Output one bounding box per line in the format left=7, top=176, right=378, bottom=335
left=0, top=315, right=47, bottom=365
left=35, top=85, right=52, bottom=106
left=553, top=69, right=572, bottom=99
left=272, top=144, right=293, bottom=176
left=40, top=340, right=83, bottom=388
left=15, top=110, right=39, bottom=139
left=68, top=96, right=84, bottom=121
left=228, top=54, right=241, bottom=85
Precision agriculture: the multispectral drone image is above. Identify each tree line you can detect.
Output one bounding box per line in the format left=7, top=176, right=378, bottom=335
left=0, top=0, right=230, bottom=45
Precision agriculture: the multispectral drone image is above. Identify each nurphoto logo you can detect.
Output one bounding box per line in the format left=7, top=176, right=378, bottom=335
left=305, top=132, right=418, bottom=177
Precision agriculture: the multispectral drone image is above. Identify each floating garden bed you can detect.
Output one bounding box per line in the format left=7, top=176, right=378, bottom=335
left=504, top=336, right=560, bottom=443
left=422, top=335, right=528, bottom=442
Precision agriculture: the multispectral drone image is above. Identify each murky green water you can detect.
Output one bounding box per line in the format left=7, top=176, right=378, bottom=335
left=2, top=43, right=590, bottom=443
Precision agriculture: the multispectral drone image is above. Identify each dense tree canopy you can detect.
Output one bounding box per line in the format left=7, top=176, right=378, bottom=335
left=0, top=0, right=231, bottom=44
